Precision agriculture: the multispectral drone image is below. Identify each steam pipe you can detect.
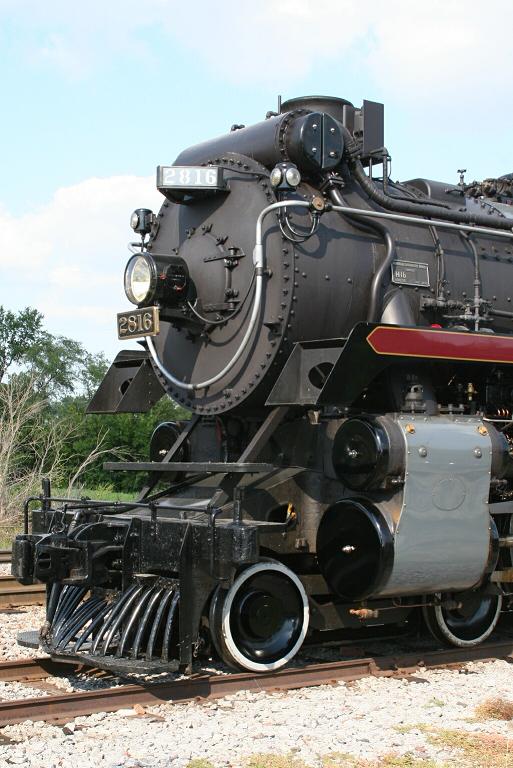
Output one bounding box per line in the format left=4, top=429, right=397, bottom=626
left=462, top=234, right=482, bottom=331
left=147, top=200, right=311, bottom=391
left=329, top=203, right=513, bottom=240
left=329, top=186, right=396, bottom=322
left=340, top=127, right=513, bottom=232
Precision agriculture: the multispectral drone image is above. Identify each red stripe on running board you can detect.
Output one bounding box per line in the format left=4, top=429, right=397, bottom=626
left=366, top=326, right=513, bottom=364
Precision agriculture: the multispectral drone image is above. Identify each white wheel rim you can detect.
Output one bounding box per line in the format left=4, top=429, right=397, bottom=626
left=221, top=561, right=309, bottom=672
left=433, top=593, right=502, bottom=647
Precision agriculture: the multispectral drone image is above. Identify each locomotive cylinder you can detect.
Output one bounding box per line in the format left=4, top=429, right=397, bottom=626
left=320, top=416, right=499, bottom=601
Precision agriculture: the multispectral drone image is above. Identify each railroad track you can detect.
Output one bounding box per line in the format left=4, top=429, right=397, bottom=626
left=0, top=548, right=46, bottom=608
left=0, top=575, right=45, bottom=607
left=0, top=640, right=512, bottom=727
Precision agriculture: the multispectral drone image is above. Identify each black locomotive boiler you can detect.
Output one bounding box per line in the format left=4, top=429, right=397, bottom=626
left=13, top=95, right=513, bottom=673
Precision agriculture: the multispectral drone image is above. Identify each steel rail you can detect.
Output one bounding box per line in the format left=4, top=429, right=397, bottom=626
left=0, top=575, right=45, bottom=607
left=0, top=640, right=512, bottom=726
left=0, top=657, right=85, bottom=682
left=0, top=550, right=11, bottom=564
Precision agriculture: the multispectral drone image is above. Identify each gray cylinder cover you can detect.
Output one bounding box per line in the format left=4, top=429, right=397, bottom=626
left=377, top=415, right=492, bottom=596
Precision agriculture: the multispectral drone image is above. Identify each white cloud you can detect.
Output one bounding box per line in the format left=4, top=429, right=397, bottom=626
left=4, top=0, right=513, bottom=99
left=3, top=2, right=507, bottom=152
left=4, top=1, right=513, bottom=108
left=48, top=265, right=118, bottom=289
left=0, top=0, right=164, bottom=78
left=166, top=0, right=369, bottom=82
left=364, top=2, right=513, bottom=102
left=166, top=0, right=513, bottom=106
left=0, top=174, right=162, bottom=355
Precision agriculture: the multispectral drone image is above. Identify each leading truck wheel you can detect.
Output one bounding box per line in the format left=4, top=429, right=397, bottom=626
left=209, top=561, right=309, bottom=672
left=423, top=591, right=502, bottom=647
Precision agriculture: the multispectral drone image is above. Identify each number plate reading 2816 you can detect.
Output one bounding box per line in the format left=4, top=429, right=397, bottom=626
left=117, top=307, right=160, bottom=340
left=157, top=165, right=224, bottom=190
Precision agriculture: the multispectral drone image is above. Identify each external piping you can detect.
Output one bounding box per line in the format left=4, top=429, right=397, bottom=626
left=329, top=203, right=513, bottom=240
left=147, top=200, right=311, bottom=391
left=339, top=125, right=513, bottom=233
left=329, top=186, right=395, bottom=322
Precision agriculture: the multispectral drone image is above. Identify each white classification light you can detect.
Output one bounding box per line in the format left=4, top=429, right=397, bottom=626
left=270, top=167, right=283, bottom=188
left=285, top=166, right=301, bottom=187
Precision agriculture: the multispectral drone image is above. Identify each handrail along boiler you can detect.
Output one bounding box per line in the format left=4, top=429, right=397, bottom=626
left=12, top=95, right=513, bottom=673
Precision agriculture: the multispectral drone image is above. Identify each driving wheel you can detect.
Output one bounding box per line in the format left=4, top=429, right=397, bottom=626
left=423, top=591, right=502, bottom=647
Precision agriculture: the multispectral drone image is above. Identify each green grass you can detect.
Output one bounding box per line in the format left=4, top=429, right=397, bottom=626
left=423, top=698, right=445, bottom=709
left=186, top=760, right=216, bottom=768
left=247, top=756, right=310, bottom=768
left=109, top=740, right=512, bottom=768
left=53, top=486, right=135, bottom=502
left=244, top=753, right=448, bottom=768
left=427, top=728, right=513, bottom=768
left=0, top=487, right=136, bottom=547
left=377, top=758, right=446, bottom=768
left=393, top=725, right=431, bottom=736
left=392, top=725, right=513, bottom=767
left=0, top=523, right=20, bottom=549
left=323, top=754, right=447, bottom=768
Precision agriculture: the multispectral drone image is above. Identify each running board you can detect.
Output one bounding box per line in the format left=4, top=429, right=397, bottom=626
left=104, top=461, right=279, bottom=474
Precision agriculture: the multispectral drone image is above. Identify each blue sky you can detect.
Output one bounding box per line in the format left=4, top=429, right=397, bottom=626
left=1, top=0, right=512, bottom=360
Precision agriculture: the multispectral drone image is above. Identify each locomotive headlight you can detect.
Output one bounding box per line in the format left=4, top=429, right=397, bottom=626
left=124, top=253, right=157, bottom=305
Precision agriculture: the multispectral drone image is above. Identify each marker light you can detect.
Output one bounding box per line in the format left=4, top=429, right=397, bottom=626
left=270, top=167, right=283, bottom=188
left=130, top=208, right=155, bottom=236
left=269, top=163, right=301, bottom=192
left=285, top=166, right=301, bottom=187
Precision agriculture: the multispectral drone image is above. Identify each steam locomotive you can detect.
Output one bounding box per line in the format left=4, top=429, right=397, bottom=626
left=13, top=95, right=513, bottom=674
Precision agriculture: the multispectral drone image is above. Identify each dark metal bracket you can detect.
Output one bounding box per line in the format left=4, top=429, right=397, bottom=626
left=137, top=415, right=201, bottom=501
left=87, top=350, right=165, bottom=414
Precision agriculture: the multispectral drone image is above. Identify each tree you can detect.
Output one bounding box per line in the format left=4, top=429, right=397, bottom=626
left=54, top=395, right=190, bottom=493
left=0, top=375, right=71, bottom=519
left=0, top=304, right=106, bottom=400
left=0, top=303, right=191, bottom=506
left=0, top=306, right=43, bottom=382
left=81, top=351, right=110, bottom=400
left=23, top=332, right=92, bottom=399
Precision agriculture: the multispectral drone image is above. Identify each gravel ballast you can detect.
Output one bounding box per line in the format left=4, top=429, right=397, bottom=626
left=0, top=608, right=513, bottom=766
left=0, top=607, right=45, bottom=660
